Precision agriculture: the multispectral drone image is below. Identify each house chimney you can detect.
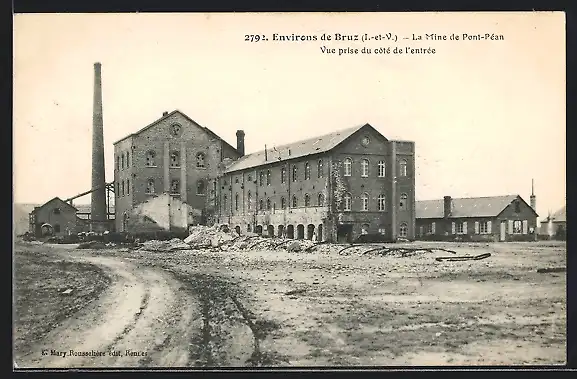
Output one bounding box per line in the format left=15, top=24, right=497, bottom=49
left=90, top=62, right=107, bottom=231
left=264, top=144, right=268, bottom=161
left=236, top=130, right=245, bottom=156
left=443, top=196, right=452, bottom=218
left=530, top=179, right=536, bottom=211
left=163, top=111, right=169, bottom=117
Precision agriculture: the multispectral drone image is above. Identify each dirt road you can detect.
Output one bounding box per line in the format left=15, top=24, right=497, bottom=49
left=16, top=249, right=279, bottom=368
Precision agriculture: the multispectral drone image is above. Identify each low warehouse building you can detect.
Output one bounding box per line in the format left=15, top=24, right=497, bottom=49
left=28, top=197, right=82, bottom=237
left=416, top=195, right=538, bottom=242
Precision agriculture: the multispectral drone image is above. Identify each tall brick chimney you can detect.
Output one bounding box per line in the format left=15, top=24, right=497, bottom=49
left=236, top=130, right=245, bottom=156
left=443, top=196, right=452, bottom=218
left=530, top=179, right=536, bottom=211
left=90, top=62, right=107, bottom=231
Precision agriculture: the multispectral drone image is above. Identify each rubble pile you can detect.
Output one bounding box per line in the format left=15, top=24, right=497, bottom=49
left=138, top=238, right=191, bottom=252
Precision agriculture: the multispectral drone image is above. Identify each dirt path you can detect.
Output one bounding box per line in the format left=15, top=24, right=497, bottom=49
left=17, top=253, right=207, bottom=368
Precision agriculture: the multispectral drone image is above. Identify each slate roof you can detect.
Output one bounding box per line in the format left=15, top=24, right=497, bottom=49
left=224, top=123, right=382, bottom=173
left=542, top=205, right=566, bottom=223
left=113, top=110, right=238, bottom=154
left=416, top=195, right=526, bottom=219
left=32, top=197, right=78, bottom=213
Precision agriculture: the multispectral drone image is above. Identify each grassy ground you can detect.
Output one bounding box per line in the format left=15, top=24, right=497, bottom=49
left=13, top=243, right=111, bottom=358
left=94, top=240, right=567, bottom=366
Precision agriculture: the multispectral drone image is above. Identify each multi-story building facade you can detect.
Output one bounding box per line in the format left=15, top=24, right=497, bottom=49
left=113, top=110, right=241, bottom=232
left=216, top=123, right=416, bottom=242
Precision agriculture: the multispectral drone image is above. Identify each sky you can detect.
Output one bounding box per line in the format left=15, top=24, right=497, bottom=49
left=13, top=12, right=566, bottom=218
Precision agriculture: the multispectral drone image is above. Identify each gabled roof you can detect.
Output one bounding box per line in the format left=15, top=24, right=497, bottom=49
left=32, top=197, right=78, bottom=213
left=224, top=123, right=386, bottom=173
left=416, top=195, right=537, bottom=219
left=113, top=110, right=239, bottom=154
left=542, top=205, right=566, bottom=223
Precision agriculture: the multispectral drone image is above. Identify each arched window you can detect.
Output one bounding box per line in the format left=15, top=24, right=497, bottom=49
left=292, top=165, right=298, bottom=182
left=400, top=193, right=408, bottom=210
left=116, top=155, right=120, bottom=171
left=126, top=151, right=130, bottom=167
left=281, top=197, right=286, bottom=208
left=121, top=180, right=125, bottom=196
left=361, top=192, right=369, bottom=211
left=399, top=159, right=407, bottom=177
left=197, top=180, right=205, bottom=195
left=318, top=193, right=325, bottom=206
left=343, top=193, right=352, bottom=211
left=343, top=158, right=352, bottom=176
left=361, top=159, right=369, bottom=177
left=378, top=194, right=386, bottom=211
left=266, top=198, right=271, bottom=210
left=292, top=195, right=298, bottom=208
left=170, top=151, right=180, bottom=167
left=196, top=152, right=206, bottom=168
left=121, top=153, right=125, bottom=169
left=259, top=199, right=264, bottom=210
left=170, top=179, right=180, bottom=194
left=126, top=179, right=130, bottom=195
left=259, top=171, right=265, bottom=186
left=318, top=160, right=323, bottom=178
left=235, top=193, right=239, bottom=210
left=304, top=194, right=310, bottom=207
left=146, top=151, right=156, bottom=167
left=266, top=170, right=271, bottom=185
left=281, top=167, right=286, bottom=183
left=146, top=179, right=155, bottom=194
left=399, top=223, right=408, bottom=238
left=304, top=162, right=311, bottom=180
left=247, top=191, right=252, bottom=210
left=378, top=160, right=386, bottom=177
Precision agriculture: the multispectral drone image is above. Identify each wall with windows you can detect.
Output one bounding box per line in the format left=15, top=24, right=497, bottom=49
left=113, top=136, right=134, bottom=232
left=30, top=200, right=79, bottom=237
left=495, top=198, right=538, bottom=241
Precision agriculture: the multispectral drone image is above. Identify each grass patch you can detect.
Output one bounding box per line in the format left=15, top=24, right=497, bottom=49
left=13, top=249, right=111, bottom=357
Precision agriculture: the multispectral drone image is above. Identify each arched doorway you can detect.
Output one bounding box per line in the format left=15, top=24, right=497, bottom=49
left=255, top=225, right=263, bottom=235
left=235, top=225, right=241, bottom=235
left=306, top=224, right=315, bottom=240
left=278, top=225, right=285, bottom=238
left=122, top=213, right=129, bottom=232
left=287, top=225, right=295, bottom=239
left=297, top=224, right=305, bottom=239
left=317, top=224, right=323, bottom=242
left=267, top=225, right=274, bottom=237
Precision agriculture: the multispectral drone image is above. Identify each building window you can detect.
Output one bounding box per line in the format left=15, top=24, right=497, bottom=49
left=281, top=197, right=286, bottom=208
left=378, top=194, right=386, bottom=211
left=259, top=199, right=264, bottom=210
left=304, top=194, right=310, bottom=207
left=170, top=179, right=180, bottom=194
left=513, top=220, right=522, bottom=234
left=116, top=181, right=120, bottom=196
left=146, top=179, right=155, bottom=194
left=54, top=224, right=61, bottom=233
left=259, top=171, right=264, bottom=186
left=399, top=159, right=408, bottom=177
left=479, top=221, right=489, bottom=234
left=121, top=180, right=125, bottom=196
left=281, top=167, right=286, bottom=183
left=292, top=195, right=298, bottom=208
left=399, top=223, right=408, bottom=238
left=235, top=193, right=239, bottom=211
left=343, top=158, right=352, bottom=176
left=318, top=193, right=325, bottom=206
left=305, top=162, right=311, bottom=180
left=197, top=180, right=205, bottom=195
left=426, top=222, right=436, bottom=234
left=318, top=160, right=323, bottom=178
left=146, top=151, right=156, bottom=167
left=514, top=200, right=521, bottom=213
left=126, top=151, right=130, bottom=168
left=361, top=193, right=369, bottom=211
left=343, top=193, right=352, bottom=211
left=455, top=222, right=464, bottom=234
left=378, top=227, right=386, bottom=235
left=116, top=155, right=119, bottom=171
left=361, top=224, right=369, bottom=235
left=378, top=160, right=386, bottom=177
left=292, top=165, right=298, bottom=182
left=235, top=177, right=239, bottom=184
left=170, top=151, right=180, bottom=168
left=400, top=193, right=408, bottom=210
left=126, top=179, right=130, bottom=195
left=53, top=208, right=61, bottom=215
left=223, top=195, right=228, bottom=210
left=361, top=159, right=369, bottom=177
left=266, top=170, right=271, bottom=186
left=266, top=198, right=271, bottom=210
left=121, top=153, right=125, bottom=169
left=248, top=174, right=252, bottom=182
left=247, top=191, right=252, bottom=210
left=196, top=152, right=206, bottom=168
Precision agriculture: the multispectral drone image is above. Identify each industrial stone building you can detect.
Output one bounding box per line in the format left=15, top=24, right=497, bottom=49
left=115, top=115, right=416, bottom=242
left=28, top=197, right=86, bottom=237
left=415, top=194, right=539, bottom=242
